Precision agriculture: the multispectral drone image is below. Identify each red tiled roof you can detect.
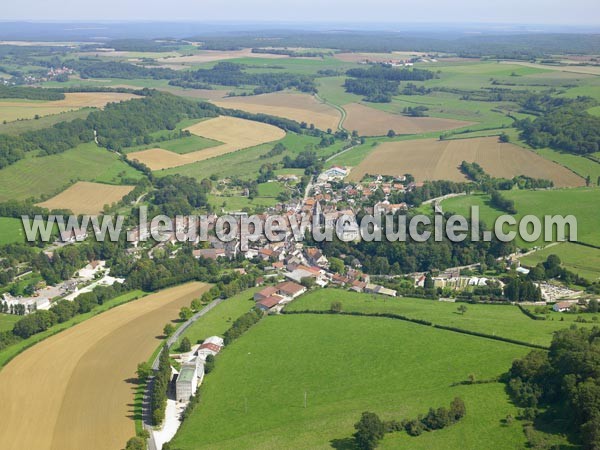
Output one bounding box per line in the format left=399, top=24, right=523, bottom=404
left=277, top=281, right=305, bottom=296
left=258, top=295, right=284, bottom=309
left=199, top=342, right=222, bottom=353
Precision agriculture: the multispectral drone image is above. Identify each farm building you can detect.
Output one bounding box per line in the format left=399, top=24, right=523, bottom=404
left=553, top=301, right=575, bottom=312
left=254, top=281, right=307, bottom=302
left=276, top=281, right=307, bottom=298
left=197, top=336, right=224, bottom=362
left=257, top=295, right=285, bottom=312
left=176, top=364, right=199, bottom=402
left=364, top=283, right=397, bottom=297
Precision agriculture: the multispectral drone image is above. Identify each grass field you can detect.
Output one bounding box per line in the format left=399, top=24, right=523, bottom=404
left=533, top=147, right=600, bottom=183
left=0, top=108, right=92, bottom=135
left=521, top=242, right=600, bottom=281
left=0, top=217, right=26, bottom=245
left=0, top=313, right=19, bottom=332
left=123, top=135, right=222, bottom=155
left=442, top=188, right=600, bottom=248
left=175, top=287, right=258, bottom=347
left=36, top=181, right=135, bottom=214
left=0, top=92, right=137, bottom=122
left=346, top=136, right=584, bottom=187
left=128, top=116, right=286, bottom=170
left=170, top=313, right=530, bottom=449
left=159, top=132, right=324, bottom=180
left=214, top=92, right=342, bottom=131
left=342, top=102, right=474, bottom=136
left=0, top=282, right=209, bottom=450
left=286, top=289, right=595, bottom=347
left=0, top=143, right=143, bottom=202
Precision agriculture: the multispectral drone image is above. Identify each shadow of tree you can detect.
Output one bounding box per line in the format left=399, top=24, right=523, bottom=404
left=330, top=437, right=358, bottom=450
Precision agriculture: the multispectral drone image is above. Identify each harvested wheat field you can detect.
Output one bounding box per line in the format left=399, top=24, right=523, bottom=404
left=348, top=137, right=585, bottom=187
left=0, top=92, right=138, bottom=122
left=214, top=92, right=342, bottom=130
left=128, top=116, right=286, bottom=170
left=343, top=103, right=473, bottom=136
left=36, top=181, right=134, bottom=214
left=0, top=282, right=210, bottom=450
left=155, top=48, right=288, bottom=66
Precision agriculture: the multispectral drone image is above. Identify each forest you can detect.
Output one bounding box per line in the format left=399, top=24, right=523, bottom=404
left=169, top=61, right=317, bottom=94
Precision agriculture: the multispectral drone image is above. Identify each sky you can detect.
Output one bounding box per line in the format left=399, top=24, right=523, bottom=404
left=2, top=0, right=599, bottom=26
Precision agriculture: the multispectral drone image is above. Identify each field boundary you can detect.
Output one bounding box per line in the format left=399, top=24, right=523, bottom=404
left=282, top=309, right=549, bottom=350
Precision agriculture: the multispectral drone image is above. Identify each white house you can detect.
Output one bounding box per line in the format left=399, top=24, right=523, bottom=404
left=175, top=364, right=199, bottom=402
left=196, top=336, right=224, bottom=362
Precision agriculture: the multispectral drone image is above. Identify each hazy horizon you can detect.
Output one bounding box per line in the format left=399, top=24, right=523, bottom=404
left=1, top=0, right=599, bottom=26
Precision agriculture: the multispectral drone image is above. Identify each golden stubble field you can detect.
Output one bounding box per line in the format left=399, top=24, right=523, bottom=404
left=348, top=137, right=585, bottom=187
left=0, top=282, right=210, bottom=450
left=0, top=92, right=138, bottom=122
left=127, top=116, right=286, bottom=170
left=36, top=181, right=135, bottom=214
left=214, top=92, right=342, bottom=131
left=343, top=103, right=473, bottom=136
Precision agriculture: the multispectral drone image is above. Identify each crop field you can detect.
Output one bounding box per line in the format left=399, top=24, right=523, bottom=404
left=214, top=92, right=342, bottom=131
left=0, top=143, right=143, bottom=202
left=347, top=136, right=585, bottom=187
left=36, top=181, right=134, bottom=214
left=123, top=135, right=222, bottom=155
left=171, top=314, right=529, bottom=449
left=153, top=48, right=289, bottom=66
left=0, top=282, right=209, bottom=450
left=159, top=132, right=329, bottom=180
left=521, top=242, right=600, bottom=281
left=286, top=289, right=597, bottom=347
left=0, top=92, right=138, bottom=122
left=127, top=116, right=286, bottom=170
left=442, top=188, right=600, bottom=248
left=342, top=103, right=473, bottom=136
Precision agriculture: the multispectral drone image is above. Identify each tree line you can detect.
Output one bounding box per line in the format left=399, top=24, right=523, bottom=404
left=352, top=397, right=466, bottom=449
left=506, top=326, right=600, bottom=449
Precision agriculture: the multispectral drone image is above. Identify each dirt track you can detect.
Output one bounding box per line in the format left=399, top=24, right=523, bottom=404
left=0, top=282, right=209, bottom=450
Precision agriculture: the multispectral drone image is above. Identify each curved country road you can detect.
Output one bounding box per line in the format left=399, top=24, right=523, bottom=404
left=0, top=282, right=209, bottom=450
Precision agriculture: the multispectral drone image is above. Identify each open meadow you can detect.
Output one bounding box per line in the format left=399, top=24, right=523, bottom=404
left=286, top=289, right=596, bottom=347
left=520, top=242, right=600, bottom=281
left=0, top=217, right=26, bottom=245
left=0, top=92, right=138, bottom=122
left=36, top=181, right=134, bottom=214
left=127, top=116, right=286, bottom=170
left=442, top=188, right=600, bottom=248
left=0, top=142, right=143, bottom=202
left=347, top=136, right=585, bottom=187
left=0, top=282, right=209, bottom=450
left=170, top=313, right=529, bottom=449
left=175, top=287, right=258, bottom=347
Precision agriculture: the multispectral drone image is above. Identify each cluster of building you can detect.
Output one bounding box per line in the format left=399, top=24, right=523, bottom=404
left=1, top=260, right=123, bottom=315
left=175, top=336, right=224, bottom=402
